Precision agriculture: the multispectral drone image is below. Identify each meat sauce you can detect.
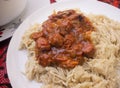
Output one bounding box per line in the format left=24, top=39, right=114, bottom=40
left=31, top=10, right=95, bottom=69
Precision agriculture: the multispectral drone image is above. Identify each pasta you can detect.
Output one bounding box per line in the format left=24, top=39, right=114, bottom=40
left=19, top=10, right=120, bottom=88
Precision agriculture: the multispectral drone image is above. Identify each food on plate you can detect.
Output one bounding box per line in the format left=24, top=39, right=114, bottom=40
left=20, top=9, right=120, bottom=88
left=30, top=10, right=95, bottom=68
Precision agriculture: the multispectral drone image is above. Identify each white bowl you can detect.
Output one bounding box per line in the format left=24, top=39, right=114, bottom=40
left=0, top=0, right=27, bottom=26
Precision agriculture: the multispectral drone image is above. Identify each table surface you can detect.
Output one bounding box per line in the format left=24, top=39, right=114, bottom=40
left=0, top=0, right=120, bottom=88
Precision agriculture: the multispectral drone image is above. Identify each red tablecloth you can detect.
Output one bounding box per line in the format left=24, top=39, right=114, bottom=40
left=0, top=0, right=120, bottom=88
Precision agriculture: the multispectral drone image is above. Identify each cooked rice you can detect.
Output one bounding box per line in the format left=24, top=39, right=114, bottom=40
left=19, top=12, right=120, bottom=88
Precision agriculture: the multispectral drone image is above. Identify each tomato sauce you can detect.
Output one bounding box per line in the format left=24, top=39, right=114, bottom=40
left=31, top=10, right=95, bottom=68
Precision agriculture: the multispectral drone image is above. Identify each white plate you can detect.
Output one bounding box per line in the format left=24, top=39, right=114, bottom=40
left=7, top=0, right=120, bottom=88
left=0, top=0, right=50, bottom=42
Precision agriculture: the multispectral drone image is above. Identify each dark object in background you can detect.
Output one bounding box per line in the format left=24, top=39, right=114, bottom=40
left=98, top=0, right=120, bottom=7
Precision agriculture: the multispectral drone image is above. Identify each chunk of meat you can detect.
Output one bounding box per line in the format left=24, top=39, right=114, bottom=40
left=31, top=32, right=43, bottom=40
left=72, top=44, right=83, bottom=55
left=60, top=59, right=79, bottom=68
left=49, top=33, right=64, bottom=47
left=55, top=55, right=68, bottom=62
left=54, top=55, right=78, bottom=68
left=64, top=34, right=75, bottom=48
left=58, top=20, right=73, bottom=35
left=36, top=37, right=50, bottom=51
left=43, top=22, right=57, bottom=33
left=38, top=53, right=52, bottom=67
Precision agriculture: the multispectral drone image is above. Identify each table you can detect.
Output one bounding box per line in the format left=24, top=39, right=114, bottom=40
left=0, top=0, right=120, bottom=88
